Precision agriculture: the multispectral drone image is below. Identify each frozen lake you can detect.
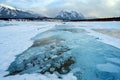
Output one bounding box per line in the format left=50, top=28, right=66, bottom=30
left=0, top=21, right=120, bottom=80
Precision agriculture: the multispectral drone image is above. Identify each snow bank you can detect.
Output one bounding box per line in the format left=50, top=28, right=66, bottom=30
left=0, top=21, right=54, bottom=70
left=86, top=29, right=120, bottom=49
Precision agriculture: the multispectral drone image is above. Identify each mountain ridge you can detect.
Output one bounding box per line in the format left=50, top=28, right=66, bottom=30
left=0, top=3, right=41, bottom=18
left=55, top=10, right=85, bottom=20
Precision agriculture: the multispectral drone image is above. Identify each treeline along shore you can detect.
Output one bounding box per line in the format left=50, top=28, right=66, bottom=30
left=0, top=17, right=120, bottom=22
left=71, top=17, right=120, bottom=22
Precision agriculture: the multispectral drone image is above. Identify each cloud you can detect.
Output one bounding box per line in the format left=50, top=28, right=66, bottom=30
left=0, top=0, right=120, bottom=18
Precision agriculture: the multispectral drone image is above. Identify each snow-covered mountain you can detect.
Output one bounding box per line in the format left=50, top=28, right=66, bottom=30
left=0, top=4, right=39, bottom=18
left=55, top=10, right=85, bottom=20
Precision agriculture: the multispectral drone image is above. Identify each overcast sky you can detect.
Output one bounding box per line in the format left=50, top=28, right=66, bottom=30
left=0, top=0, right=120, bottom=18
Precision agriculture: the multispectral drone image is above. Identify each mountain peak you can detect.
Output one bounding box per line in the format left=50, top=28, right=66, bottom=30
left=55, top=10, right=85, bottom=20
left=0, top=3, right=41, bottom=18
left=0, top=3, right=19, bottom=10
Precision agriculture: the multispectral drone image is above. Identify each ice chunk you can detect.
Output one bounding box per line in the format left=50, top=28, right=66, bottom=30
left=107, top=58, right=120, bottom=64
left=97, top=63, right=120, bottom=73
left=7, top=40, right=74, bottom=76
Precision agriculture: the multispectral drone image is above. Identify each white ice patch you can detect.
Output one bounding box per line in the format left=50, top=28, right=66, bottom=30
left=107, top=58, right=120, bottom=64
left=97, top=63, right=120, bottom=73
left=62, top=73, right=77, bottom=80
left=0, top=73, right=77, bottom=80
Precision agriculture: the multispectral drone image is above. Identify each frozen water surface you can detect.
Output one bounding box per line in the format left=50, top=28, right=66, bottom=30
left=0, top=21, right=120, bottom=80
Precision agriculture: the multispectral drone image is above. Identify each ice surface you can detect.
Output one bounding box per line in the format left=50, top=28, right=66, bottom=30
left=0, top=21, right=120, bottom=80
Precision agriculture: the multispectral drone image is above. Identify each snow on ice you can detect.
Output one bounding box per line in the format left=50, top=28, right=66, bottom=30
left=0, top=21, right=120, bottom=80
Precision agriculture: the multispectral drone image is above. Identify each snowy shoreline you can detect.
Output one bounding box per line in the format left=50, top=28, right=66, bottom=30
left=87, top=29, right=120, bottom=49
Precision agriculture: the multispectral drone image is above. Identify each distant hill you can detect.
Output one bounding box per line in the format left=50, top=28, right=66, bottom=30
left=55, top=10, right=85, bottom=20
